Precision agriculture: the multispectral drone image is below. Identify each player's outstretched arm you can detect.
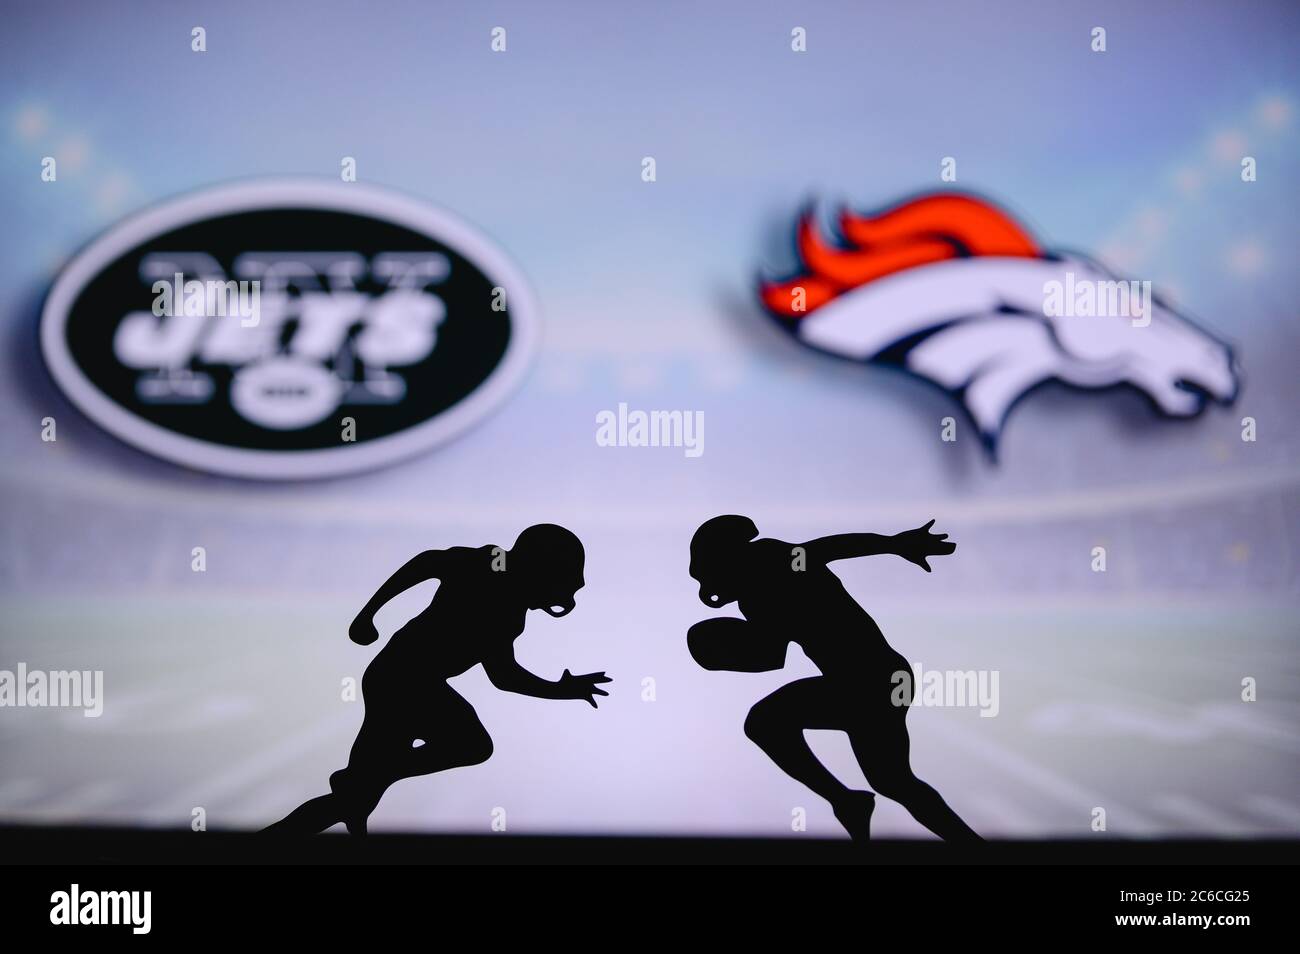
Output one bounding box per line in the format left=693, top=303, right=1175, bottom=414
left=349, top=549, right=449, bottom=645
left=886, top=519, right=956, bottom=572
left=483, top=649, right=611, bottom=707
left=803, top=532, right=897, bottom=564
left=804, top=519, right=955, bottom=571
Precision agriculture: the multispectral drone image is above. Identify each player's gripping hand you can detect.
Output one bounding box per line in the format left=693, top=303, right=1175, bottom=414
left=558, top=669, right=612, bottom=708
left=349, top=616, right=380, bottom=646
left=893, top=519, right=956, bottom=572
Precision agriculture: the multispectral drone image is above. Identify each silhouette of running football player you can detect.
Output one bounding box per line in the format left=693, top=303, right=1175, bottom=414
left=266, top=524, right=610, bottom=836
left=687, top=515, right=980, bottom=842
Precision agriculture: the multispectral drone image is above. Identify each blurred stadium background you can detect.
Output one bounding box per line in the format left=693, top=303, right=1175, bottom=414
left=0, top=0, right=1297, bottom=838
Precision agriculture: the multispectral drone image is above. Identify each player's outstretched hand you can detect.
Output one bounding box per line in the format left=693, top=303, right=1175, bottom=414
left=559, top=669, right=612, bottom=708
left=894, top=518, right=956, bottom=572
left=349, top=616, right=379, bottom=646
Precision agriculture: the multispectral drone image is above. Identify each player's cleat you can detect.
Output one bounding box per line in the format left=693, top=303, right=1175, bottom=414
left=832, top=790, right=877, bottom=842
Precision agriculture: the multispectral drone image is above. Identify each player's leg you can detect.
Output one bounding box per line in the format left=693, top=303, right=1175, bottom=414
left=263, top=706, right=395, bottom=835
left=329, top=709, right=405, bottom=836
left=264, top=713, right=396, bottom=836
left=333, top=684, right=494, bottom=834
left=399, top=686, right=495, bottom=778
left=744, top=677, right=875, bottom=836
left=850, top=707, right=981, bottom=842
left=262, top=792, right=344, bottom=835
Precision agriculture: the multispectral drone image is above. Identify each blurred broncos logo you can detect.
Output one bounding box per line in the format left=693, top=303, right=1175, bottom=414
left=759, top=192, right=1240, bottom=456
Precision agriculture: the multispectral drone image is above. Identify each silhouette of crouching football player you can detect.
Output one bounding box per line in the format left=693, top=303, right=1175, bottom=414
left=687, top=515, right=980, bottom=842
left=266, top=524, right=611, bottom=836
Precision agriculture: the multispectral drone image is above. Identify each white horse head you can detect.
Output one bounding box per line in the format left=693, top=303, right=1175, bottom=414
left=761, top=194, right=1239, bottom=453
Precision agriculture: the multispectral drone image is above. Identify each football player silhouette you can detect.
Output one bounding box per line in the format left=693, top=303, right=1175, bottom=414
left=687, top=515, right=980, bottom=842
left=266, top=524, right=610, bottom=836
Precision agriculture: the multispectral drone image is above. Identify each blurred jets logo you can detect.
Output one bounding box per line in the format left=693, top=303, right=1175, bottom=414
left=41, top=180, right=538, bottom=479
left=760, top=192, right=1239, bottom=455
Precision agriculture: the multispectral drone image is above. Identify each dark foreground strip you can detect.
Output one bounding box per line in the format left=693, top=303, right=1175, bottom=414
left=1, top=826, right=1292, bottom=940
left=0, top=824, right=1296, bottom=865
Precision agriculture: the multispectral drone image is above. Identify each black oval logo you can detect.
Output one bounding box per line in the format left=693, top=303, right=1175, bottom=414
left=40, top=179, right=538, bottom=479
